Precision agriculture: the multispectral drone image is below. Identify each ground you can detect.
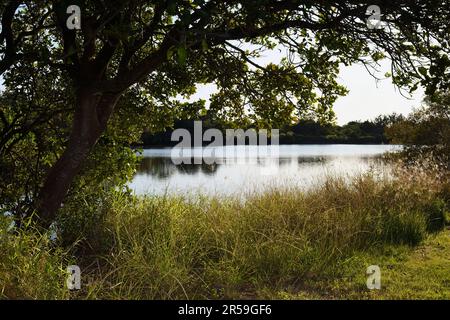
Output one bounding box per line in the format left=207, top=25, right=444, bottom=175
left=264, top=229, right=450, bottom=300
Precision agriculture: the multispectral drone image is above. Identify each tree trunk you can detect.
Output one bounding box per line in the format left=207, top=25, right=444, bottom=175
left=36, top=88, right=120, bottom=228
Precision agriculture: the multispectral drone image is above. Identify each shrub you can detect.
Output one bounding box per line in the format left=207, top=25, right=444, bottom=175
left=0, top=216, right=70, bottom=299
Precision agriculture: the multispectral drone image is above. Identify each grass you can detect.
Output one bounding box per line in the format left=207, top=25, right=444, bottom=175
left=379, top=230, right=450, bottom=299
left=268, top=230, right=450, bottom=299
left=0, top=220, right=70, bottom=299
left=0, top=169, right=449, bottom=300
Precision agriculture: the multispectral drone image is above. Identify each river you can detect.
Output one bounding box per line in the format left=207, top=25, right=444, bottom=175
left=129, top=144, right=401, bottom=197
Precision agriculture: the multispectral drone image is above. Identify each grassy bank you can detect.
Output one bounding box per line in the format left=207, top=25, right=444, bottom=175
left=0, top=170, right=449, bottom=299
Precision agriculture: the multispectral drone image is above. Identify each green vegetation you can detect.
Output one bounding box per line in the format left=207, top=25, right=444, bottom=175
left=0, top=1, right=449, bottom=301
left=141, top=114, right=404, bottom=146
left=0, top=220, right=70, bottom=299
left=1, top=168, right=448, bottom=299
left=271, top=231, right=450, bottom=300
left=387, top=93, right=450, bottom=172
left=1, top=1, right=450, bottom=226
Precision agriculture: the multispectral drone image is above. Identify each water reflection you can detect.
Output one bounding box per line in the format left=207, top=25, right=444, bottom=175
left=138, top=157, right=221, bottom=178
left=137, top=155, right=335, bottom=179
left=138, top=157, right=176, bottom=179
left=130, top=145, right=400, bottom=197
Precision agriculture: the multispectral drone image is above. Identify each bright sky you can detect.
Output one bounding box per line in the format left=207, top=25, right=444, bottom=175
left=0, top=49, right=424, bottom=126
left=190, top=47, right=424, bottom=125
left=334, top=62, right=424, bottom=125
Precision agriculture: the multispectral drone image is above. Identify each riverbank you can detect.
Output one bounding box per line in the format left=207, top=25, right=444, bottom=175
left=0, top=170, right=448, bottom=299
left=139, top=118, right=397, bottom=147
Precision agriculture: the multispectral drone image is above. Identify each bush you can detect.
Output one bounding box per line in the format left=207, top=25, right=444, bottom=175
left=77, top=172, right=446, bottom=299
left=1, top=170, right=446, bottom=299
left=0, top=216, right=70, bottom=299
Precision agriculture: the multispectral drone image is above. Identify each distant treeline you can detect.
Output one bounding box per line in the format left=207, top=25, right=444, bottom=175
left=140, top=114, right=405, bottom=147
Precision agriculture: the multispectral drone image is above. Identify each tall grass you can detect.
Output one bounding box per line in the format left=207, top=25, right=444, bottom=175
left=0, top=219, right=70, bottom=299
left=0, top=169, right=447, bottom=299
left=79, top=170, right=447, bottom=299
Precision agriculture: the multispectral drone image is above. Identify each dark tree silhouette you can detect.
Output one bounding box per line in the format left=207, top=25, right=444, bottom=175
left=1, top=1, right=449, bottom=227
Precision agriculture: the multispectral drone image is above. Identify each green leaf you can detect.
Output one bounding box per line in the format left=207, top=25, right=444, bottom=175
left=166, top=46, right=176, bottom=60
left=167, top=1, right=178, bottom=15
left=418, top=67, right=428, bottom=77
left=177, top=46, right=187, bottom=66
left=201, top=39, right=208, bottom=52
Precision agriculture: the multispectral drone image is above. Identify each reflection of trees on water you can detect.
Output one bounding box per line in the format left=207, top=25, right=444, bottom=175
left=173, top=161, right=220, bottom=176
left=296, top=156, right=328, bottom=165
left=201, top=163, right=219, bottom=175
left=137, top=157, right=220, bottom=179
left=257, top=156, right=329, bottom=167
left=138, top=157, right=177, bottom=179
left=137, top=155, right=346, bottom=180
left=257, top=156, right=331, bottom=167
left=255, top=157, right=292, bottom=167
left=176, top=162, right=201, bottom=175
left=278, top=158, right=292, bottom=167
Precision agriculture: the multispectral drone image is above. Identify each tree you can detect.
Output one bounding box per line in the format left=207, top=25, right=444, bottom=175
left=386, top=91, right=450, bottom=171
left=1, top=1, right=450, bottom=228
left=0, top=0, right=22, bottom=74
left=0, top=1, right=53, bottom=75
left=0, top=60, right=147, bottom=236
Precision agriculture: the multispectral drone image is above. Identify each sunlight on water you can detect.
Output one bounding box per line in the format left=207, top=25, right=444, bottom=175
left=129, top=144, right=402, bottom=197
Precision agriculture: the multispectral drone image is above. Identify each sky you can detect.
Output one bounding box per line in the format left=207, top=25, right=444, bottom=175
left=0, top=49, right=424, bottom=126
left=188, top=47, right=425, bottom=126
left=333, top=62, right=424, bottom=125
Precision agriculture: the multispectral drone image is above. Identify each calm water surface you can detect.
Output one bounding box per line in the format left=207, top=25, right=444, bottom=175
left=129, top=145, right=401, bottom=197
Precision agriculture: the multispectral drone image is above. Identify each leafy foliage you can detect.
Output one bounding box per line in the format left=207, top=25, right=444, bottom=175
left=386, top=91, right=450, bottom=171
left=0, top=1, right=450, bottom=228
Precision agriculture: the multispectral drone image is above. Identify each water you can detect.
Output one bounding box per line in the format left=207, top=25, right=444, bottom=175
left=129, top=144, right=401, bottom=197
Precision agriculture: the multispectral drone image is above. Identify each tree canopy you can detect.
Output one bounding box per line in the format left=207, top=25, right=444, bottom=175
left=387, top=92, right=450, bottom=172
left=1, top=0, right=450, bottom=228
